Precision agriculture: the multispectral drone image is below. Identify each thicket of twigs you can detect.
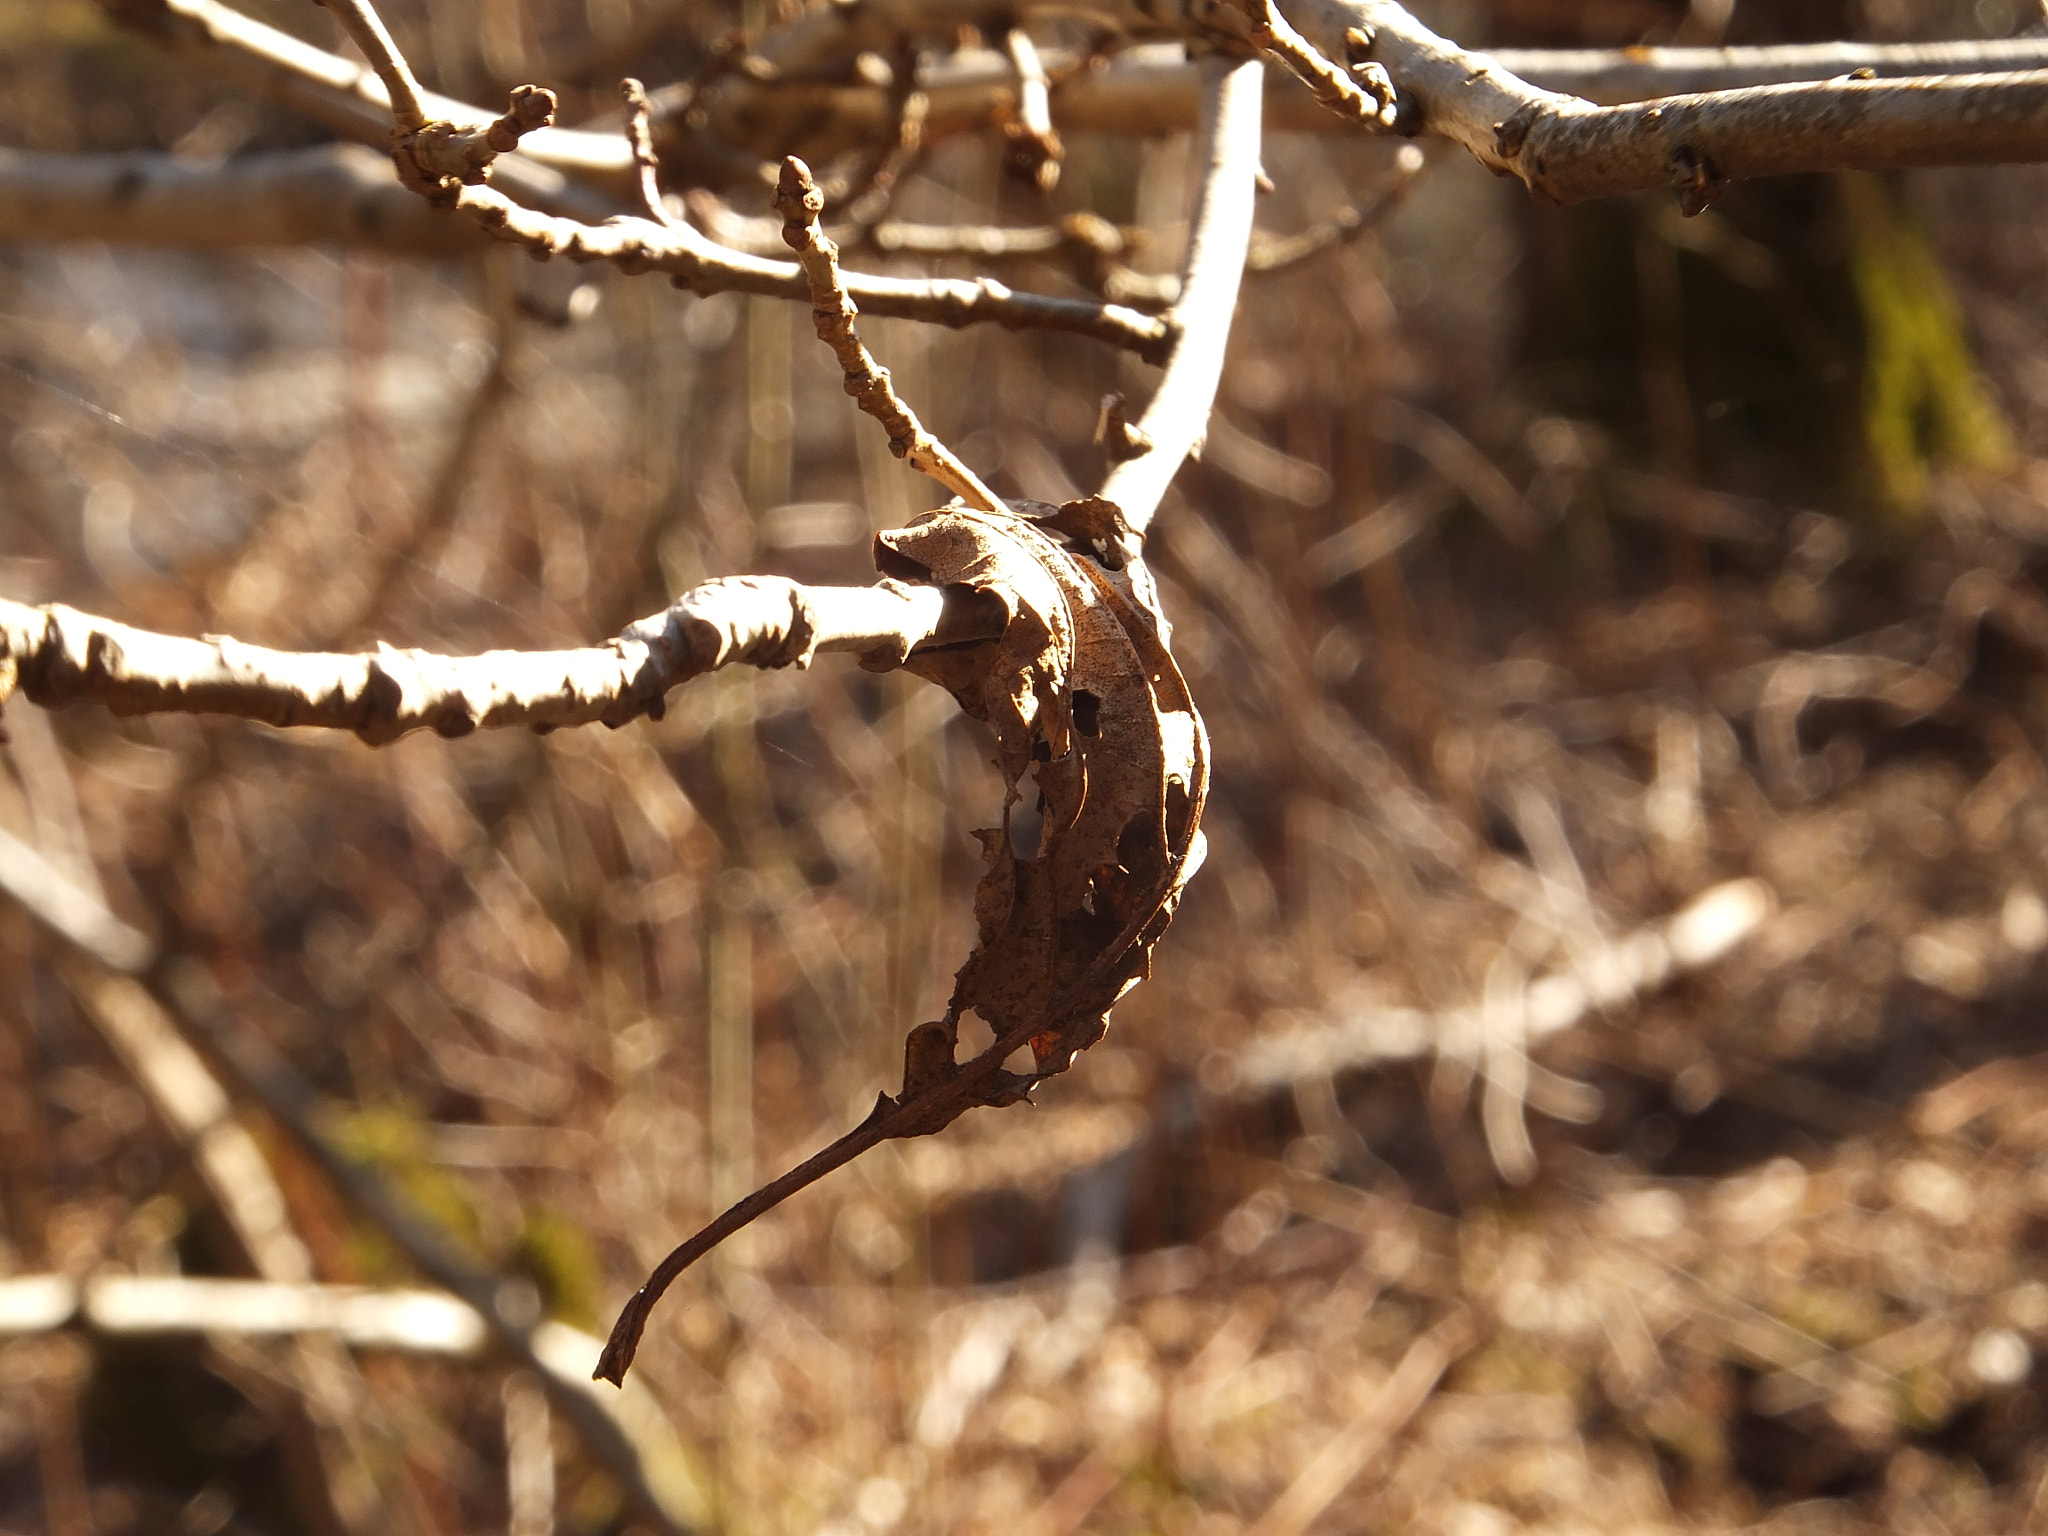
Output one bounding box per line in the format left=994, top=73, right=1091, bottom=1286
left=10, top=0, right=2048, bottom=1531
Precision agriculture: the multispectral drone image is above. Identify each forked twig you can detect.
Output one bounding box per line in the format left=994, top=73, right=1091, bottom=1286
left=775, top=155, right=1005, bottom=511
left=317, top=0, right=430, bottom=130
left=300, top=0, right=1177, bottom=357
left=324, top=0, right=556, bottom=193
left=1238, top=0, right=1398, bottom=131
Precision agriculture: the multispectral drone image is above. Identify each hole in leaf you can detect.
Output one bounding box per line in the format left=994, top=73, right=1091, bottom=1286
left=959, top=1008, right=998, bottom=1049
left=1003, top=1043, right=1035, bottom=1075
left=1073, top=689, right=1102, bottom=737
left=1007, top=762, right=1047, bottom=860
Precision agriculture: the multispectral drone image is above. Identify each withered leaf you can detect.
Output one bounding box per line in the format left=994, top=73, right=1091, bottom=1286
left=879, top=500, right=1207, bottom=1082
left=596, top=498, right=1206, bottom=1385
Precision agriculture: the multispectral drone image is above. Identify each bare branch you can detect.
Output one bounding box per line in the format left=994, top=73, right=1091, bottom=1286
left=404, top=83, right=560, bottom=189
left=828, top=51, right=930, bottom=224
left=704, top=37, right=2048, bottom=153
left=1244, top=140, right=1423, bottom=272
left=1099, top=55, right=1266, bottom=535
left=0, top=824, right=153, bottom=973
left=1237, top=0, right=1396, bottom=131
left=107, top=0, right=2048, bottom=204
left=688, top=190, right=1134, bottom=270
left=0, top=1275, right=486, bottom=1353
left=322, top=0, right=560, bottom=199
left=1290, top=0, right=2048, bottom=205
left=312, top=0, right=431, bottom=130
left=695, top=144, right=1410, bottom=305
left=0, top=579, right=995, bottom=745
left=1002, top=29, right=1065, bottom=191
left=775, top=156, right=1004, bottom=512
left=108, top=0, right=628, bottom=211
left=0, top=144, right=486, bottom=253
left=420, top=179, right=1178, bottom=358
left=1494, top=37, right=2048, bottom=103
left=621, top=76, right=678, bottom=225
left=185, top=0, right=1165, bottom=352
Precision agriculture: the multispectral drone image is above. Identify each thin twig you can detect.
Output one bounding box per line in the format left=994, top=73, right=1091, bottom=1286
left=1243, top=141, right=1423, bottom=272
left=775, top=156, right=1004, bottom=511
left=829, top=43, right=929, bottom=225
left=382, top=173, right=1177, bottom=358
left=319, top=0, right=559, bottom=194
left=509, top=180, right=1171, bottom=358
left=1098, top=55, right=1266, bottom=535
left=313, top=0, right=431, bottom=131
left=1002, top=29, right=1064, bottom=190
left=1237, top=0, right=1397, bottom=130
left=117, top=0, right=627, bottom=206
left=114, top=0, right=1166, bottom=353
left=620, top=77, right=676, bottom=225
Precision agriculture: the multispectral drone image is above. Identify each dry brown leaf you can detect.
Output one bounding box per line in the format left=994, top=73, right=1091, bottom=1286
left=596, top=499, right=1206, bottom=1383
left=879, top=500, right=1207, bottom=1089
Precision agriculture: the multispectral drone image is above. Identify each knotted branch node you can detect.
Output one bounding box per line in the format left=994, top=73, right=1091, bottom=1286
left=394, top=84, right=557, bottom=202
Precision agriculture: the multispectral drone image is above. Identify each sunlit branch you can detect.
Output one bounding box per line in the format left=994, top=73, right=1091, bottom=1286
left=317, top=0, right=431, bottom=130
left=110, top=0, right=625, bottom=213
left=1099, top=55, right=1266, bottom=535
left=776, top=156, right=1005, bottom=511
left=1493, top=36, right=2048, bottom=103
left=622, top=76, right=679, bottom=225
left=1288, top=0, right=2048, bottom=204
left=1237, top=0, right=1396, bottom=130
left=0, top=580, right=995, bottom=746
left=429, top=180, right=1178, bottom=358
left=109, top=0, right=2048, bottom=204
